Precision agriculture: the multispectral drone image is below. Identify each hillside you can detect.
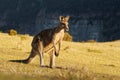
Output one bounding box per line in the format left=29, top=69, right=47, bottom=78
left=0, top=33, right=120, bottom=80
left=0, top=0, right=120, bottom=41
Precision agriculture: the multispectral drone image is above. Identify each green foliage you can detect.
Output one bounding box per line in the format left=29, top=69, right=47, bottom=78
left=0, top=31, right=2, bottom=33
left=63, top=32, right=72, bottom=41
left=8, top=29, right=17, bottom=36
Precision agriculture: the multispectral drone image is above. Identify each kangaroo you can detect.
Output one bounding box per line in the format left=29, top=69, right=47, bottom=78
left=10, top=16, right=70, bottom=68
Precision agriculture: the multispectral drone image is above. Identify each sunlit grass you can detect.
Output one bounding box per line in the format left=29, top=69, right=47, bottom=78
left=0, top=33, right=120, bottom=80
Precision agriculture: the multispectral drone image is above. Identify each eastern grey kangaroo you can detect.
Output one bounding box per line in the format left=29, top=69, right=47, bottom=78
left=10, top=16, right=70, bottom=68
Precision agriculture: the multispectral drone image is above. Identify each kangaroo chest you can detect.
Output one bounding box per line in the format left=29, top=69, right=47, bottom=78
left=54, top=30, right=64, bottom=43
left=43, top=30, right=64, bottom=53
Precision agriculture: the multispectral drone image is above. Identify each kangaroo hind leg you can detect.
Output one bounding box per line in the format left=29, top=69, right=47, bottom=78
left=38, top=41, right=44, bottom=67
left=49, top=49, right=55, bottom=68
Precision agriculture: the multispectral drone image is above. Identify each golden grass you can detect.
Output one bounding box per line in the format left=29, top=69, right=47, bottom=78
left=0, top=32, right=120, bottom=80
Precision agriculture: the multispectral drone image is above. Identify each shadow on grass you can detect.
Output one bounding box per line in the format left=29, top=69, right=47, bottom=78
left=40, top=65, right=69, bottom=70
left=9, top=60, right=68, bottom=70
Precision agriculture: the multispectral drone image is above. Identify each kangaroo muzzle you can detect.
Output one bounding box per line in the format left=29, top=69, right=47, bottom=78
left=65, top=26, right=69, bottom=31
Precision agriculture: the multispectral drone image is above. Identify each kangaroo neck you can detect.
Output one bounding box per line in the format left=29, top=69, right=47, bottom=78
left=54, top=26, right=64, bottom=33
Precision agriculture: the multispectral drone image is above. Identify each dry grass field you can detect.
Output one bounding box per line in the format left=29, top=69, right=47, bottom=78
left=0, top=32, right=120, bottom=80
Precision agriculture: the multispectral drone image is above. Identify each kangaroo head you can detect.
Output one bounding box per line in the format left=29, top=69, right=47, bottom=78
left=59, top=16, right=70, bottom=31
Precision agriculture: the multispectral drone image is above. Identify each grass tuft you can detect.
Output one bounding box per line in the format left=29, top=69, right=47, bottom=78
left=87, top=49, right=102, bottom=53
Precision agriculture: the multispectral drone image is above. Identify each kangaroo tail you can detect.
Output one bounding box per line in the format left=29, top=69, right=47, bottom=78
left=9, top=59, right=29, bottom=64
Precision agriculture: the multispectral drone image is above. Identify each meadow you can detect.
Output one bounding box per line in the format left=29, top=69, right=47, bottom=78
left=0, top=32, right=120, bottom=80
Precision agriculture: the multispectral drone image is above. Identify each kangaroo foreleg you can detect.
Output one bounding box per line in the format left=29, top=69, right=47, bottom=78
left=54, top=41, right=62, bottom=57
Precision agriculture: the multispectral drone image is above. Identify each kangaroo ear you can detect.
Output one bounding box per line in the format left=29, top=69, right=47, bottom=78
left=59, top=16, right=64, bottom=22
left=65, top=16, right=70, bottom=21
